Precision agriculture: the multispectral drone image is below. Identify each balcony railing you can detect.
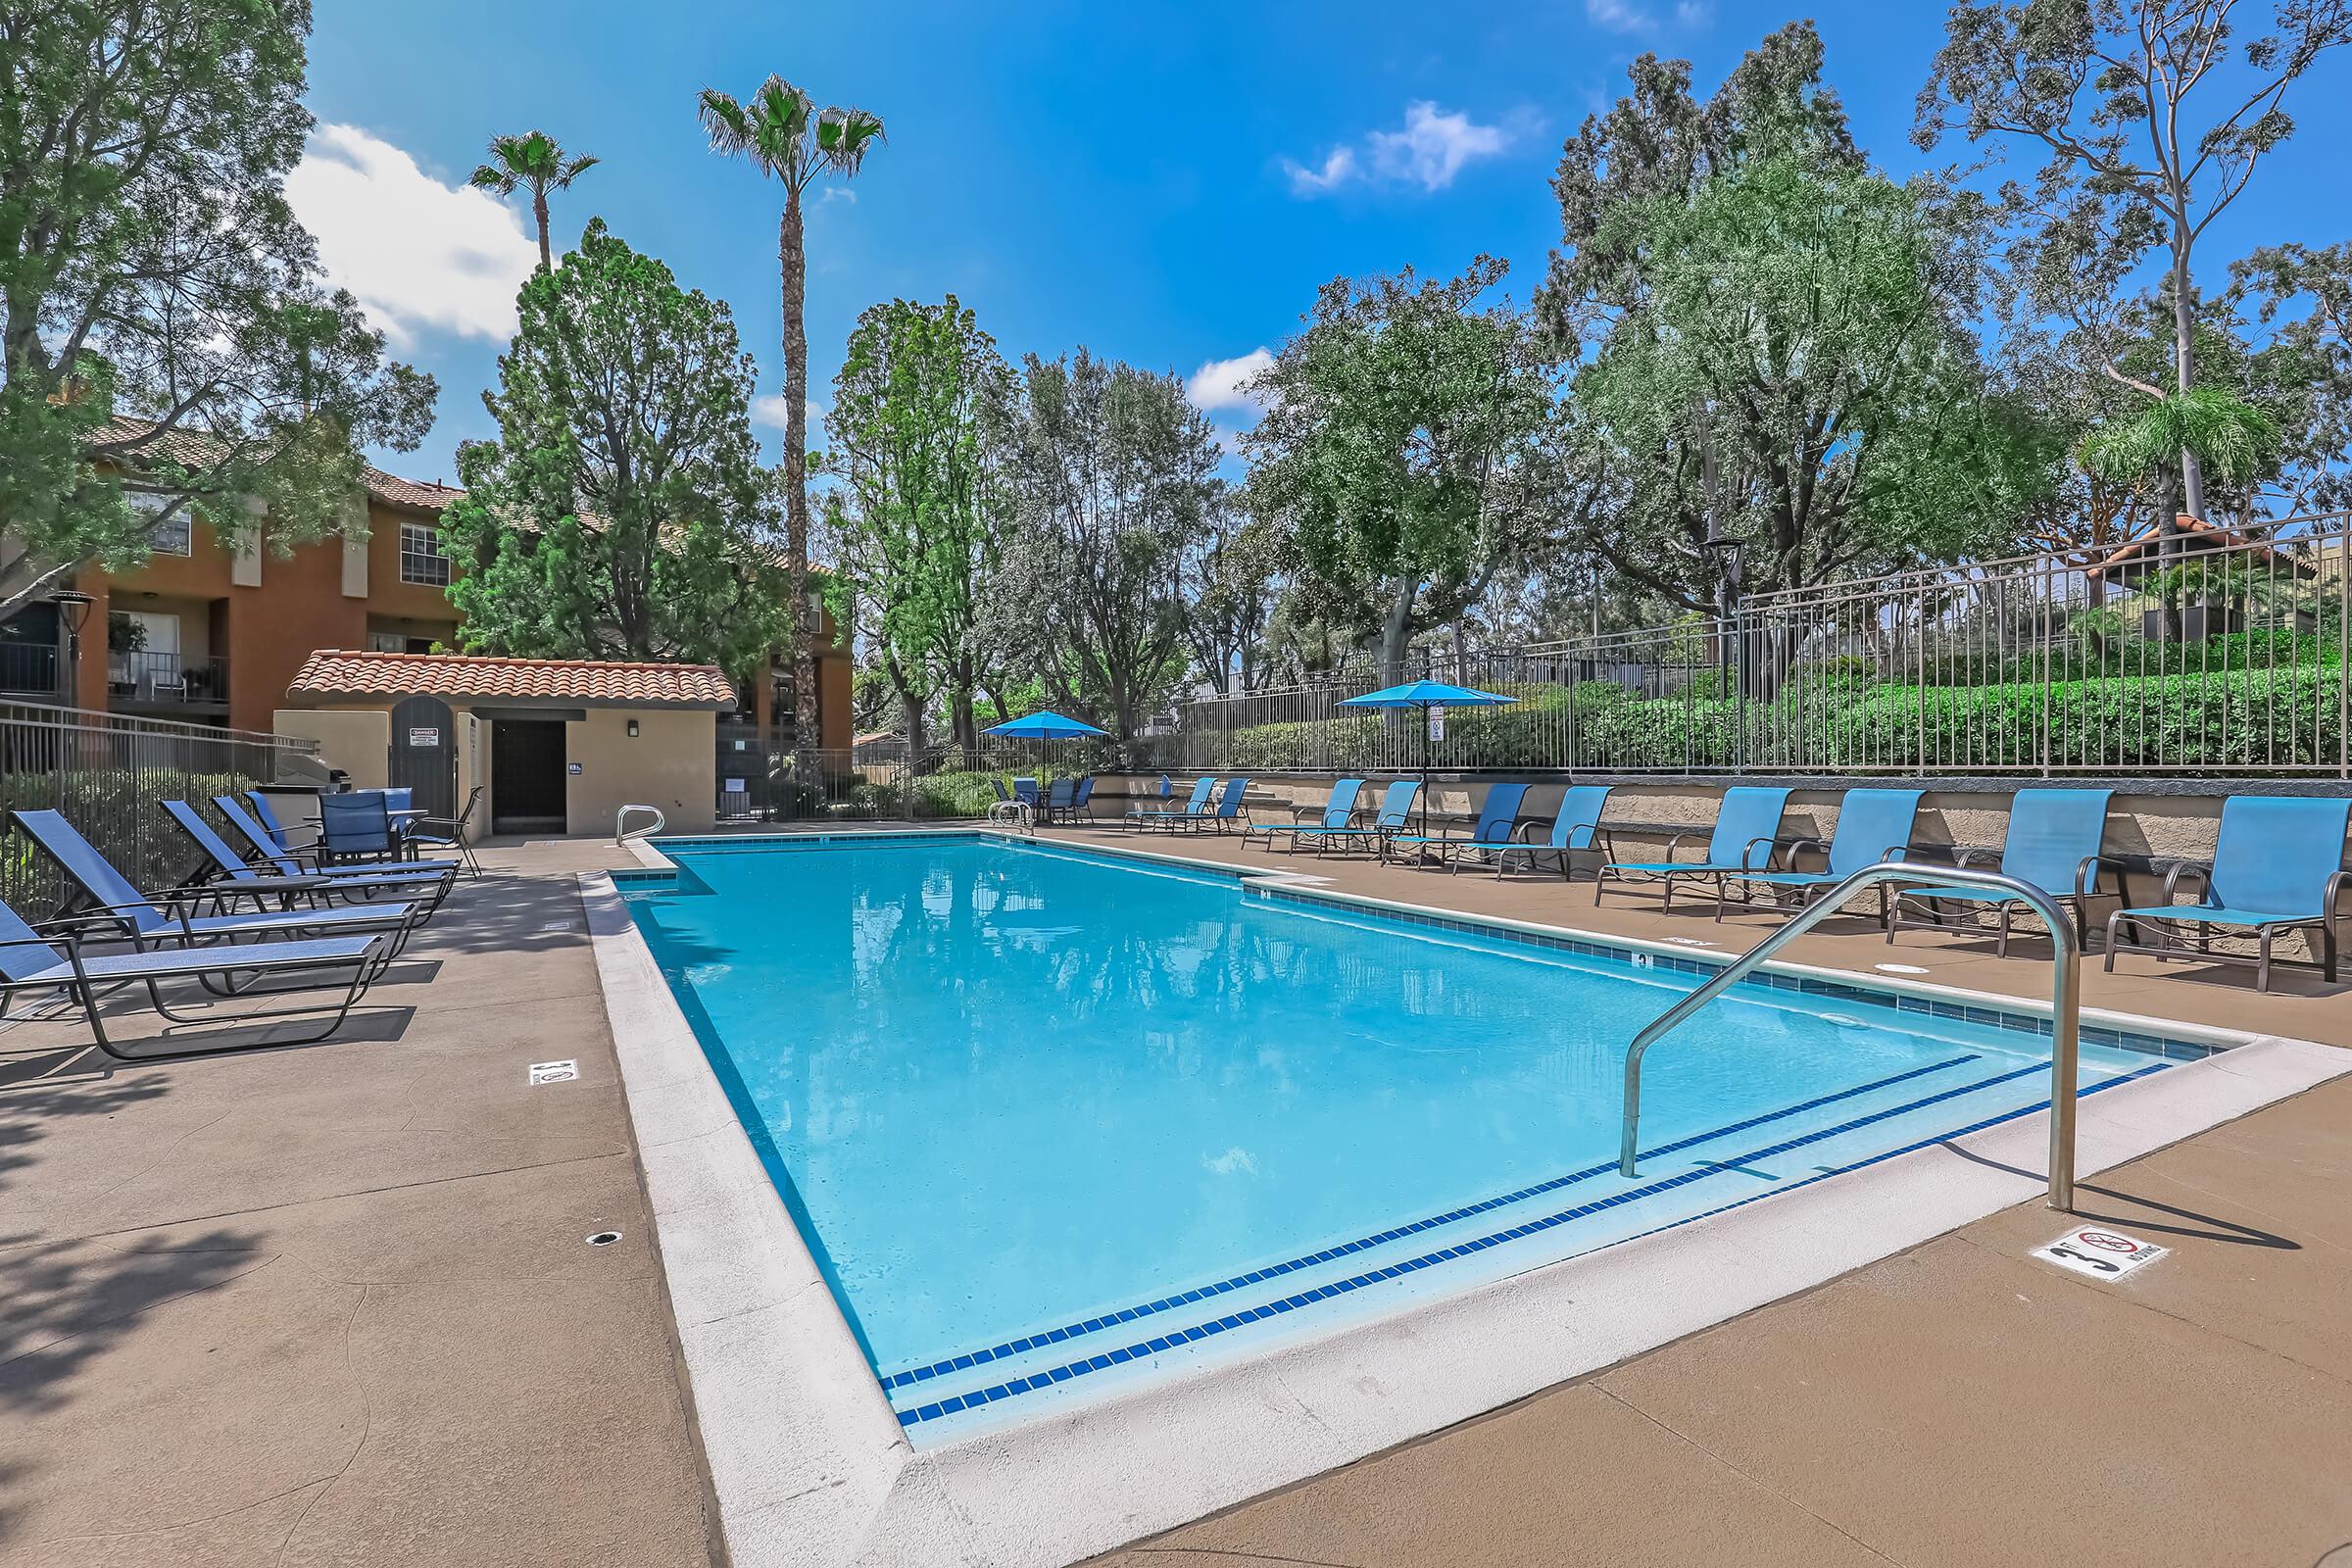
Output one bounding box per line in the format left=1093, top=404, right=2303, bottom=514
left=0, top=642, right=63, bottom=698
left=108, top=650, right=228, bottom=706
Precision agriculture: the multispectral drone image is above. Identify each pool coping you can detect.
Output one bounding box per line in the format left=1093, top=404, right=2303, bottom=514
left=581, top=831, right=2351, bottom=1568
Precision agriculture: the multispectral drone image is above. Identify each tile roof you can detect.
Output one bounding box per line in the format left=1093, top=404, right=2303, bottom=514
left=289, top=650, right=737, bottom=709
left=2082, top=514, right=2312, bottom=579
left=362, top=468, right=466, bottom=511
left=86, top=415, right=463, bottom=511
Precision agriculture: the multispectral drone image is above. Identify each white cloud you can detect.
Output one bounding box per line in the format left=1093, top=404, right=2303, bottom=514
left=1185, top=348, right=1275, bottom=415
left=285, top=123, right=539, bottom=346
left=1675, top=1, right=1713, bottom=24
left=1279, top=146, right=1358, bottom=196
left=1585, top=0, right=1654, bottom=30
left=821, top=186, right=858, bottom=205
left=1281, top=102, right=1520, bottom=198
left=754, top=395, right=827, bottom=434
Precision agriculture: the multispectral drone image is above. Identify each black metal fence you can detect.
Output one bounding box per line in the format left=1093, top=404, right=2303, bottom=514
left=725, top=743, right=1131, bottom=823
left=0, top=703, right=319, bottom=918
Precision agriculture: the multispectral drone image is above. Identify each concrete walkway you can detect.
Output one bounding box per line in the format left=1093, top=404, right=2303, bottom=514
left=2, top=826, right=2346, bottom=1566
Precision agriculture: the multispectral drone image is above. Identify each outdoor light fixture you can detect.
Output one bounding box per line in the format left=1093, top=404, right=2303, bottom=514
left=627, top=719, right=640, bottom=738
left=50, top=589, right=95, bottom=701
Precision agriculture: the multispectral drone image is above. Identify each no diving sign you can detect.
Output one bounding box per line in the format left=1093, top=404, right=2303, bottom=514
left=2034, top=1227, right=2169, bottom=1282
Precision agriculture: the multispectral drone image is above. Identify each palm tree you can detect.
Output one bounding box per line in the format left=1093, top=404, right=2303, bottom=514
left=469, top=131, right=601, bottom=272
left=698, top=76, right=884, bottom=743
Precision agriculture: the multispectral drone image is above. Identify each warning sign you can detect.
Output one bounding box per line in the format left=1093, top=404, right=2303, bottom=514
left=2033, top=1227, right=2169, bottom=1281
left=408, top=726, right=440, bottom=747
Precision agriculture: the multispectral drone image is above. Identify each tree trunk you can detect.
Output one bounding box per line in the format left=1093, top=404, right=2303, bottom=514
left=1375, top=579, right=1416, bottom=688
left=533, top=189, right=552, bottom=272
left=2171, top=245, right=2208, bottom=522
left=2156, top=470, right=2183, bottom=643
left=780, top=193, right=817, bottom=747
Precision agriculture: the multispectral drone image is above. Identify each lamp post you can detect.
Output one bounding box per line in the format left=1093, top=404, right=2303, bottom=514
left=50, top=590, right=94, bottom=708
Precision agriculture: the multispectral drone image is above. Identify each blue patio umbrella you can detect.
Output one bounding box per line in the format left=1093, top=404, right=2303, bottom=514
left=982, top=710, right=1108, bottom=786
left=1338, top=680, right=1519, bottom=837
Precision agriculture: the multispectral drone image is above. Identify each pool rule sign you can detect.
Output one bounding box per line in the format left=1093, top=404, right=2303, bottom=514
left=2033, top=1227, right=2169, bottom=1281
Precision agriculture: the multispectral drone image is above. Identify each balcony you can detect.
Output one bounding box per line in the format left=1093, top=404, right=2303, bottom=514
left=0, top=641, right=64, bottom=701
left=108, top=650, right=229, bottom=714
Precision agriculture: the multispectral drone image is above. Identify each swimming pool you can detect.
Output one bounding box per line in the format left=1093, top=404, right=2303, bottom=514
left=619, top=832, right=2202, bottom=1443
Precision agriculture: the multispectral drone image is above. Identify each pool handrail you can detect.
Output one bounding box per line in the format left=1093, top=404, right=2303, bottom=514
left=1619, top=859, right=2082, bottom=1211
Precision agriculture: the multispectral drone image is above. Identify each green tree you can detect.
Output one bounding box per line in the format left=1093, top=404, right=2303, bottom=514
left=991, top=351, right=1220, bottom=738
left=697, top=75, right=884, bottom=741
left=1918, top=0, right=2352, bottom=522
left=1179, top=491, right=1287, bottom=696
left=2230, top=240, right=2352, bottom=510
left=442, top=220, right=789, bottom=672
left=821, top=296, right=1014, bottom=755
left=1246, top=257, right=1576, bottom=687
left=0, top=0, right=434, bottom=612
left=468, top=130, right=600, bottom=272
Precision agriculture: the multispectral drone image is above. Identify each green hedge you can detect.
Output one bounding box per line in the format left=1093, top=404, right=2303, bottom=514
left=0, top=769, right=263, bottom=918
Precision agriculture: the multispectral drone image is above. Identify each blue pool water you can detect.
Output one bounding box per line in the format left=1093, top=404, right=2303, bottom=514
left=622, top=834, right=2194, bottom=1438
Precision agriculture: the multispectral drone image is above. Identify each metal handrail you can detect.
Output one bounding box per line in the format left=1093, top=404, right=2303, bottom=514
left=614, top=804, right=666, bottom=844
left=1619, top=860, right=2082, bottom=1210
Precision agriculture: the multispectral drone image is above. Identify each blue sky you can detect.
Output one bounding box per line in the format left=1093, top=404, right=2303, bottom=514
left=297, top=1, right=2352, bottom=482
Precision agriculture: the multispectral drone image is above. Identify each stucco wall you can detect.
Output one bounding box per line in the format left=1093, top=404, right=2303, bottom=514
left=564, top=709, right=716, bottom=837
left=274, top=709, right=390, bottom=789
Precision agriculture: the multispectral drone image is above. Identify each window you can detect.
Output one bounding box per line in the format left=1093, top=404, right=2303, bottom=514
left=127, top=490, right=191, bottom=556
left=368, top=630, right=440, bottom=655
left=399, top=522, right=450, bottom=585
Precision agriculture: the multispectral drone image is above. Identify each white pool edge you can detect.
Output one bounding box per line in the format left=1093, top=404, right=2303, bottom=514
left=580, top=854, right=2351, bottom=1568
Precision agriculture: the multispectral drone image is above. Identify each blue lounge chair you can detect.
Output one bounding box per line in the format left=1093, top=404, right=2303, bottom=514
left=2104, top=795, right=2351, bottom=992
left=1385, top=783, right=1529, bottom=868
left=1290, top=780, right=1419, bottom=857
left=1727, top=788, right=1925, bottom=923
left=244, top=790, right=318, bottom=855
left=0, top=893, right=390, bottom=1060
left=215, top=795, right=458, bottom=885
left=1889, top=789, right=2115, bottom=956
left=1244, top=778, right=1364, bottom=853
left=164, top=800, right=455, bottom=919
left=1126, top=776, right=1206, bottom=830
left=1595, top=787, right=1792, bottom=911
left=10, top=808, right=429, bottom=956
left=1146, top=777, right=1223, bottom=832
left=1185, top=776, right=1251, bottom=833
left=1488, top=785, right=1614, bottom=881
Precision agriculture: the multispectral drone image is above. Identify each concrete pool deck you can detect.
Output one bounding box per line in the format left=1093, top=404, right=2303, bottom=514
left=1, top=825, right=2347, bottom=1565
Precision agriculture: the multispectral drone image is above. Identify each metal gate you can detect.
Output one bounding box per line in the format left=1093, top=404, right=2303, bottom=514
left=715, top=716, right=765, bottom=819
left=387, top=694, right=457, bottom=819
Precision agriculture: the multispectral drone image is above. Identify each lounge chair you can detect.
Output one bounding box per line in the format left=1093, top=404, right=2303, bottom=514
left=1595, top=787, right=1793, bottom=911
left=1243, top=779, right=1364, bottom=854
left=1889, top=788, right=2115, bottom=956
left=0, top=894, right=390, bottom=1060
left=408, top=787, right=484, bottom=879
left=1146, top=777, right=1224, bottom=833
left=1385, top=783, right=1529, bottom=868
left=1126, top=776, right=1205, bottom=830
left=9, top=808, right=430, bottom=957
left=1489, top=785, right=1614, bottom=880
left=214, top=795, right=458, bottom=888
left=164, top=801, right=455, bottom=918
left=1184, top=776, right=1251, bottom=833
left=243, top=790, right=318, bottom=856
left=2103, top=795, right=2351, bottom=992
left=1289, top=780, right=1419, bottom=858
left=1726, top=788, right=1925, bottom=923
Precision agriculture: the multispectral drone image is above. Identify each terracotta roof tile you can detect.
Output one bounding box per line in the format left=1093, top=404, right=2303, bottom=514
left=362, top=468, right=465, bottom=511
left=288, top=650, right=736, bottom=709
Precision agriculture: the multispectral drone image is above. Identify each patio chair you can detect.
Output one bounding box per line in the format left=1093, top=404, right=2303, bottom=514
left=407, top=787, right=484, bottom=879
left=1888, top=788, right=2116, bottom=956
left=318, top=792, right=439, bottom=869
left=214, top=795, right=458, bottom=888
left=1290, top=780, right=1419, bottom=858
left=163, top=800, right=454, bottom=919
left=1012, top=777, right=1041, bottom=809
left=1725, top=788, right=1926, bottom=924
left=2103, top=795, right=2351, bottom=993
left=9, top=808, right=430, bottom=957
left=1488, top=785, right=1614, bottom=881
left=1069, top=775, right=1097, bottom=821
left=1043, top=777, right=1076, bottom=822
left=1127, top=776, right=1209, bottom=831
left=1385, top=783, right=1529, bottom=868
left=1594, top=787, right=1793, bottom=912
left=1184, top=777, right=1251, bottom=833
left=1243, top=778, right=1364, bottom=854
left=0, top=894, right=391, bottom=1060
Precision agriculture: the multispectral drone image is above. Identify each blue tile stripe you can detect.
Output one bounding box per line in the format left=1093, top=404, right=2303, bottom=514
left=895, top=1055, right=2148, bottom=1428
left=877, top=1051, right=1982, bottom=1394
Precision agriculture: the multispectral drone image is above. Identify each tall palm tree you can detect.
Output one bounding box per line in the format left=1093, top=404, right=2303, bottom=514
left=469, top=131, right=601, bottom=272
left=698, top=76, right=883, bottom=743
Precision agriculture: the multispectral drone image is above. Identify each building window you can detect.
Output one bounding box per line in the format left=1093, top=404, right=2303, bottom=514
left=127, top=490, right=191, bottom=555
left=399, top=522, right=450, bottom=585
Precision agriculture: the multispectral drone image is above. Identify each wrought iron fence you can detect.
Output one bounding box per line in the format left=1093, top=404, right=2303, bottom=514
left=1152, top=514, right=2352, bottom=779
left=0, top=703, right=319, bottom=918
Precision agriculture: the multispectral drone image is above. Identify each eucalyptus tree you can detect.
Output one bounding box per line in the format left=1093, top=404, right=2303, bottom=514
left=0, top=0, right=435, bottom=612
left=1247, top=257, right=1578, bottom=688
left=822, top=296, right=1015, bottom=754
left=1917, top=0, right=2352, bottom=523
left=698, top=76, right=885, bottom=740
left=469, top=131, right=601, bottom=272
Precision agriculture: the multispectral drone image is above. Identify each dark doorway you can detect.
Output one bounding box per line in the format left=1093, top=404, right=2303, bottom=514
left=387, top=695, right=457, bottom=819
left=491, top=718, right=566, bottom=834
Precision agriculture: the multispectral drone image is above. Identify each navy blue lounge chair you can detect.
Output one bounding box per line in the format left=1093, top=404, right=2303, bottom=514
left=214, top=795, right=457, bottom=889
left=1889, top=788, right=2115, bottom=956
left=2103, top=795, right=2351, bottom=992
left=1386, top=783, right=1528, bottom=868
left=1489, top=785, right=1613, bottom=881
left=1595, top=787, right=1792, bottom=911
left=1727, top=788, right=1925, bottom=923
left=164, top=801, right=455, bottom=919
left=1245, top=778, right=1364, bottom=853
